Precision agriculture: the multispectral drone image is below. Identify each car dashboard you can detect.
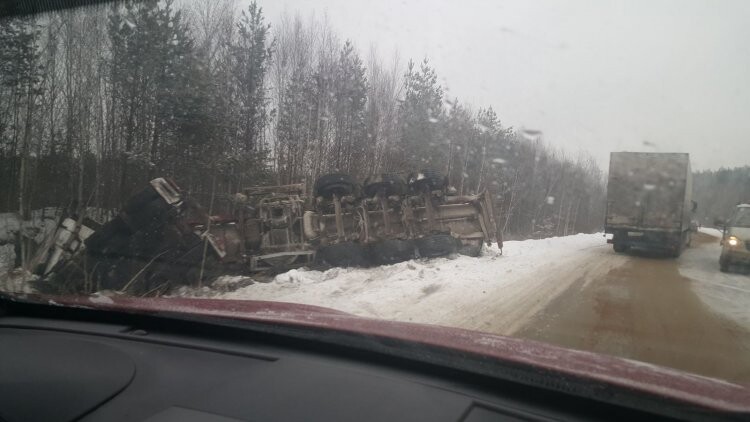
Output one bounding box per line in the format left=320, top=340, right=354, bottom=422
left=0, top=300, right=740, bottom=422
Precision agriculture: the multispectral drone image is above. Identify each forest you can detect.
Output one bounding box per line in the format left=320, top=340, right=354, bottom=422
left=1, top=0, right=609, bottom=240
left=693, top=167, right=750, bottom=225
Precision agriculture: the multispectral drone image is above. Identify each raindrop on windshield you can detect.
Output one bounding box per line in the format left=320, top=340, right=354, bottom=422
left=521, top=128, right=543, bottom=140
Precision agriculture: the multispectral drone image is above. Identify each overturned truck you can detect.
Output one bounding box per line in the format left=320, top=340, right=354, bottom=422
left=36, top=171, right=500, bottom=295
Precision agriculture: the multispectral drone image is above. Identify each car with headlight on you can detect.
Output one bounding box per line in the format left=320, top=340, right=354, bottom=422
left=719, top=204, right=750, bottom=273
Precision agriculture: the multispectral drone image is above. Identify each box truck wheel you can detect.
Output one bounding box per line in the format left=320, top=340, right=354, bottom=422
left=369, top=239, right=416, bottom=265
left=613, top=243, right=627, bottom=253
left=670, top=243, right=683, bottom=258
left=315, top=242, right=367, bottom=268
left=314, top=173, right=359, bottom=200
left=416, top=234, right=458, bottom=258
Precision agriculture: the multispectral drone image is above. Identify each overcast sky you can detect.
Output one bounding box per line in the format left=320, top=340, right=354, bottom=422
left=252, top=0, right=750, bottom=171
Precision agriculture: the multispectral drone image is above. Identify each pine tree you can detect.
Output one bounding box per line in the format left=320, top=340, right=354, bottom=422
left=397, top=58, right=444, bottom=170
left=231, top=1, right=273, bottom=154
left=331, top=40, right=367, bottom=174
left=108, top=0, right=204, bottom=200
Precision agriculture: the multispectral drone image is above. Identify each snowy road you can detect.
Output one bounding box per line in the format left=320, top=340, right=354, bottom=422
left=182, top=229, right=750, bottom=382
left=515, top=230, right=750, bottom=383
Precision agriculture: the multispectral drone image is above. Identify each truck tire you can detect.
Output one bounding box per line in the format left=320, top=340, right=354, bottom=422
left=613, top=243, right=628, bottom=253
left=670, top=241, right=683, bottom=258
left=369, top=239, right=415, bottom=265
left=315, top=241, right=367, bottom=267
left=314, top=173, right=358, bottom=200
left=408, top=169, right=446, bottom=192
left=416, top=234, right=458, bottom=258
left=458, top=243, right=483, bottom=257
left=363, top=174, right=406, bottom=198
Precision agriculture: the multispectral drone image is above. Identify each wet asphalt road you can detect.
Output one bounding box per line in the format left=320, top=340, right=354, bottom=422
left=514, top=232, right=750, bottom=383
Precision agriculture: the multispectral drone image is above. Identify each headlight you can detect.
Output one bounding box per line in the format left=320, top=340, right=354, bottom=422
left=728, top=236, right=740, bottom=247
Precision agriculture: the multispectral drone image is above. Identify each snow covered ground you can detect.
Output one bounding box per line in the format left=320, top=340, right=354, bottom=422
left=177, top=233, right=613, bottom=334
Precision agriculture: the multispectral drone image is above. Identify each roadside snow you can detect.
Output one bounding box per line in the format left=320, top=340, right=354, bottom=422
left=177, top=233, right=610, bottom=334
left=698, top=227, right=723, bottom=238
left=89, top=294, right=115, bottom=304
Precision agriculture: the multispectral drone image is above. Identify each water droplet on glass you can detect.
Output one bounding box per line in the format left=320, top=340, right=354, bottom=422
left=521, top=128, right=543, bottom=141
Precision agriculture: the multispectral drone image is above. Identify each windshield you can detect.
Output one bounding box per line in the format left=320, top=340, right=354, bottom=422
left=2, top=0, right=750, bottom=394
left=730, top=207, right=750, bottom=228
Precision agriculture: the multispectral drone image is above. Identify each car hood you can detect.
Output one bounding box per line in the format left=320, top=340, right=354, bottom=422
left=12, top=293, right=750, bottom=412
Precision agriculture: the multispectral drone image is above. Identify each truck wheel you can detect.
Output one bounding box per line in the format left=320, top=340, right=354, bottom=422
left=416, top=234, right=458, bottom=258
left=315, top=242, right=367, bottom=268
left=314, top=173, right=359, bottom=200
left=363, top=174, right=406, bottom=198
left=458, top=244, right=483, bottom=257
left=613, top=243, right=628, bottom=253
left=408, top=169, right=446, bottom=192
left=369, top=239, right=415, bottom=265
left=670, top=242, right=683, bottom=258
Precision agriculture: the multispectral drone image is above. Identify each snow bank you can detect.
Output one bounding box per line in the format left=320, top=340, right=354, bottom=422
left=178, top=233, right=607, bottom=333
left=699, top=227, right=723, bottom=238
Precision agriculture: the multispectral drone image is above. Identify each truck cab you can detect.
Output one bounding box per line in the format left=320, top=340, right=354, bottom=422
left=719, top=204, right=750, bottom=272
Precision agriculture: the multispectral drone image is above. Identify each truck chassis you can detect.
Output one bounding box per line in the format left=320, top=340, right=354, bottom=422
left=33, top=171, right=501, bottom=295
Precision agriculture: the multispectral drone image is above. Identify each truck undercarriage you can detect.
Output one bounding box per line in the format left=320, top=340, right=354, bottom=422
left=32, top=171, right=501, bottom=295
